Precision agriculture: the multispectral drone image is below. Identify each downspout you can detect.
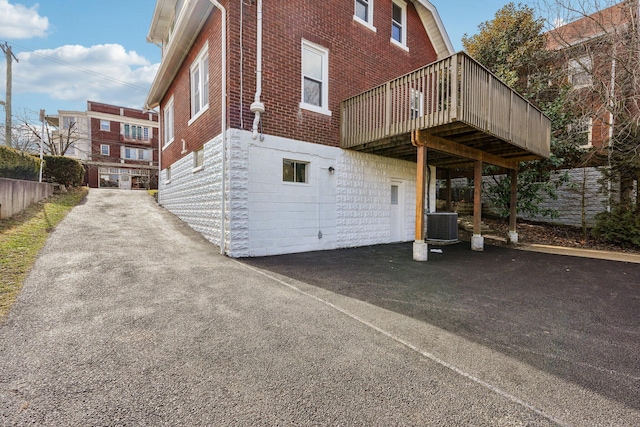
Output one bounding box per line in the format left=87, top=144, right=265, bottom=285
left=250, top=0, right=265, bottom=140
left=210, top=0, right=227, bottom=255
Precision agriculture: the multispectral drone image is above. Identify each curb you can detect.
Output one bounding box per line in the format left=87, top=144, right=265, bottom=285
left=515, top=243, right=640, bottom=264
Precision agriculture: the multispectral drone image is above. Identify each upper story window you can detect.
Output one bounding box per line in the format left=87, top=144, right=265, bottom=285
left=100, top=144, right=110, bottom=156
left=100, top=120, right=110, bottom=131
left=164, top=97, right=175, bottom=147
left=568, top=116, right=593, bottom=148
left=62, top=117, right=76, bottom=129
left=190, top=43, right=209, bottom=122
left=123, top=124, right=151, bottom=142
left=391, top=0, right=408, bottom=51
left=569, top=56, right=592, bottom=89
left=354, top=0, right=376, bottom=31
left=300, top=40, right=331, bottom=116
left=122, top=146, right=152, bottom=161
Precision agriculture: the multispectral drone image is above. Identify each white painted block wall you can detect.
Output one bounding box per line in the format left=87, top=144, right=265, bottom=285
left=159, top=130, right=436, bottom=257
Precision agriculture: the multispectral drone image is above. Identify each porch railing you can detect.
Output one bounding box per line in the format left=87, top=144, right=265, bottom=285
left=340, top=52, right=550, bottom=159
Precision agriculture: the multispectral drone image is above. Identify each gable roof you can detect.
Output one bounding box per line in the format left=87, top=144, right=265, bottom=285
left=145, top=0, right=454, bottom=109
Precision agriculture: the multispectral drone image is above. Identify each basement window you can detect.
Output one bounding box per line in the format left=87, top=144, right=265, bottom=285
left=283, top=159, right=308, bottom=183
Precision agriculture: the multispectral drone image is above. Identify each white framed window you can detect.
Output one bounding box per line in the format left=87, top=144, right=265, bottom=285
left=283, top=159, right=308, bottom=183
left=62, top=117, right=75, bottom=130
left=391, top=0, right=408, bottom=51
left=568, top=116, right=593, bottom=148
left=123, top=124, right=151, bottom=141
left=122, top=147, right=151, bottom=161
left=163, top=97, right=175, bottom=147
left=354, top=0, right=376, bottom=31
left=100, top=120, right=110, bottom=131
left=166, top=166, right=171, bottom=183
left=300, top=40, right=331, bottom=116
left=100, top=144, right=110, bottom=156
left=569, top=56, right=592, bottom=88
left=193, top=148, right=204, bottom=172
left=190, top=43, right=209, bottom=122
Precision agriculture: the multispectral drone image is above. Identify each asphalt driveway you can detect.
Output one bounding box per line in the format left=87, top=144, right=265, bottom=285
left=1, top=189, right=638, bottom=426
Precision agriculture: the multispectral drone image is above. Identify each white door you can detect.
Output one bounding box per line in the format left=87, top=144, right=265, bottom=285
left=119, top=173, right=132, bottom=190
left=390, top=180, right=405, bottom=242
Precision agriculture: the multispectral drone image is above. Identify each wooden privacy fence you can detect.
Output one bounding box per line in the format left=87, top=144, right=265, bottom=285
left=340, top=52, right=550, bottom=159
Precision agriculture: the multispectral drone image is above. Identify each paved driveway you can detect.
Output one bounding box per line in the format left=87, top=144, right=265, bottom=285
left=1, top=189, right=638, bottom=426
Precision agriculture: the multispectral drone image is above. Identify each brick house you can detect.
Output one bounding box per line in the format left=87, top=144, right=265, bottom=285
left=145, top=0, right=550, bottom=259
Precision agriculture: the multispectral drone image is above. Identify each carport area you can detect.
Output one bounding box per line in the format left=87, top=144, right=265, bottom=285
left=243, top=241, right=640, bottom=414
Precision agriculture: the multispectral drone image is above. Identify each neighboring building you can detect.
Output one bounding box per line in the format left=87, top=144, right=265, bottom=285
left=53, top=101, right=159, bottom=189
left=145, top=0, right=550, bottom=258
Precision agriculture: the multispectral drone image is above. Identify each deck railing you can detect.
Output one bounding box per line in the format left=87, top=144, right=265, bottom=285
left=340, top=52, right=550, bottom=159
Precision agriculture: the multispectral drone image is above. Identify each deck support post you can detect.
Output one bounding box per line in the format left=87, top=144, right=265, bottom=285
left=508, top=167, right=518, bottom=244
left=445, top=169, right=452, bottom=212
left=413, top=131, right=428, bottom=261
left=472, top=160, right=484, bottom=251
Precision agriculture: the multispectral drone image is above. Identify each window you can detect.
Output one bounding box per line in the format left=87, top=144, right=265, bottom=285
left=100, top=144, right=110, bottom=156
left=354, top=0, right=375, bottom=31
left=100, top=120, right=110, bottom=131
left=568, top=117, right=593, bottom=148
left=123, top=124, right=151, bottom=141
left=62, top=117, right=75, bottom=130
left=164, top=97, right=174, bottom=146
left=391, top=0, right=408, bottom=50
left=190, top=44, right=209, bottom=120
left=301, top=40, right=331, bottom=116
left=166, top=166, right=171, bottom=183
left=283, top=159, right=308, bottom=183
left=391, top=185, right=399, bottom=205
left=122, top=147, right=151, bottom=161
left=569, top=56, right=592, bottom=88
left=193, top=148, right=204, bottom=171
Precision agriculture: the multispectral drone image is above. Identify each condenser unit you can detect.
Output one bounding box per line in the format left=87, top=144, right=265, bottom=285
left=426, top=212, right=458, bottom=242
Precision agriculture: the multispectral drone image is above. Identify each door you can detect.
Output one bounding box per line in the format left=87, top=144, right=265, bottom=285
left=119, top=173, right=131, bottom=190
left=390, top=180, right=405, bottom=242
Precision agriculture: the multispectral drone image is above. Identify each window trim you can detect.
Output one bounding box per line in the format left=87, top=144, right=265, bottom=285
left=283, top=159, right=309, bottom=184
left=391, top=0, right=408, bottom=51
left=121, top=146, right=152, bottom=161
left=192, top=148, right=204, bottom=173
left=354, top=0, right=376, bottom=32
left=189, top=43, right=209, bottom=124
left=568, top=56, right=593, bottom=89
left=163, top=96, right=175, bottom=148
left=300, top=40, right=331, bottom=116
left=165, top=166, right=172, bottom=184
left=100, top=120, right=110, bottom=131
left=568, top=116, right=593, bottom=148
left=100, top=144, right=110, bottom=156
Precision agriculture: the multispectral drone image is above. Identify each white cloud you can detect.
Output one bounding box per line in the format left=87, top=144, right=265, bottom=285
left=0, top=0, right=49, bottom=39
left=11, top=44, right=159, bottom=110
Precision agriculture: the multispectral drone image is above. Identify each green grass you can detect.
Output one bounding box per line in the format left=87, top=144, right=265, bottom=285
left=0, top=187, right=88, bottom=320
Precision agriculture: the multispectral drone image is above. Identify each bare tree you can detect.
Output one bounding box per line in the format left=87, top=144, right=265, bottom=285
left=16, top=109, right=83, bottom=156
left=541, top=0, right=640, bottom=205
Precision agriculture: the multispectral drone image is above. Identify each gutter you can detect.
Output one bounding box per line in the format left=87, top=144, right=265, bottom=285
left=250, top=0, right=264, bottom=140
left=210, top=0, right=227, bottom=255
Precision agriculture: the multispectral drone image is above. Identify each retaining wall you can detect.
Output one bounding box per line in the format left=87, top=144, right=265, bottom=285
left=0, top=178, right=54, bottom=219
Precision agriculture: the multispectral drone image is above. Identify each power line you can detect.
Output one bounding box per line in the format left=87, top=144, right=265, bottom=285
left=5, top=41, right=152, bottom=93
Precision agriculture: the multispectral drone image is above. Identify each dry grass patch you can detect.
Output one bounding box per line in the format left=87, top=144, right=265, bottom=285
left=0, top=187, right=88, bottom=319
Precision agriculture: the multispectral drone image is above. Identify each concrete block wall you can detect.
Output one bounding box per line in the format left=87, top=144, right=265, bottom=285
left=159, top=130, right=434, bottom=257
left=0, top=178, right=54, bottom=219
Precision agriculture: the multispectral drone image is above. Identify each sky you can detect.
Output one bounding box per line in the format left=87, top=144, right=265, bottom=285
left=0, top=0, right=533, bottom=122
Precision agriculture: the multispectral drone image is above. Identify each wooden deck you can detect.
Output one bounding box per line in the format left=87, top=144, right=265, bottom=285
left=340, top=52, right=551, bottom=169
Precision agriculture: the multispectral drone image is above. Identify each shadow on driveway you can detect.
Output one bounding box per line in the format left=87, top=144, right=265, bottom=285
left=242, top=241, right=640, bottom=410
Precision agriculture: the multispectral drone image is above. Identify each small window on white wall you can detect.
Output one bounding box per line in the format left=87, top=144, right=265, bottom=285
left=193, top=148, right=204, bottom=171
left=301, top=40, right=331, bottom=116
left=391, top=0, right=408, bottom=51
left=283, top=159, right=308, bottom=183
left=354, top=0, right=375, bottom=31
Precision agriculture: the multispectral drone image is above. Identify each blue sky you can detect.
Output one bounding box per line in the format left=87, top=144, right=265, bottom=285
left=0, top=0, right=532, bottom=122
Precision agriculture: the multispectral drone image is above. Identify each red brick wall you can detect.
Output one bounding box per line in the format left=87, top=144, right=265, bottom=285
left=161, top=0, right=438, bottom=169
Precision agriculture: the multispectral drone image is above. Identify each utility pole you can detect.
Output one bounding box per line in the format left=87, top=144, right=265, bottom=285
left=1, top=42, right=18, bottom=148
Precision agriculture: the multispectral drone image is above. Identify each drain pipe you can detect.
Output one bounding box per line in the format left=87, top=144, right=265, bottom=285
left=250, top=0, right=264, bottom=140
left=210, top=0, right=227, bottom=255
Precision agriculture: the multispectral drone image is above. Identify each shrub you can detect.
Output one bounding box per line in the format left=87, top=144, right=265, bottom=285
left=592, top=205, right=640, bottom=248
left=42, top=155, right=85, bottom=187
left=0, top=146, right=41, bottom=181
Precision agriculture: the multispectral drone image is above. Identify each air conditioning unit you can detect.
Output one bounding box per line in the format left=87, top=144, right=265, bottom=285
left=426, top=212, right=458, bottom=242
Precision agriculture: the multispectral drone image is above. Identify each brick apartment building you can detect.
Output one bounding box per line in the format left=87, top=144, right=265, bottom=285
left=144, top=0, right=549, bottom=258
left=53, top=101, right=159, bottom=189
